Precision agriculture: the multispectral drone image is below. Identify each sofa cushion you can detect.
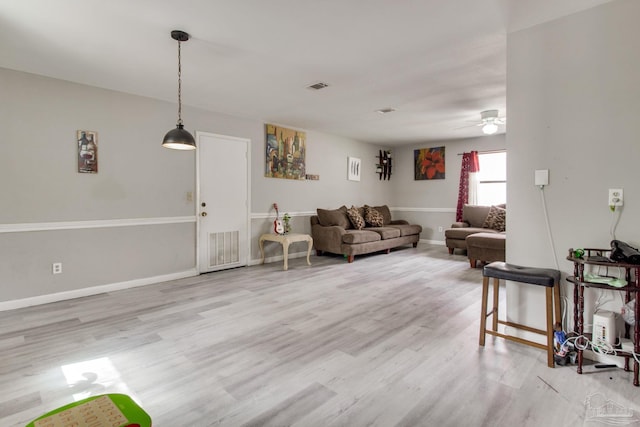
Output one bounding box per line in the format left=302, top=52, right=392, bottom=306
left=388, top=223, right=422, bottom=236
left=445, top=227, right=498, bottom=240
left=374, top=205, right=392, bottom=225
left=366, top=227, right=401, bottom=240
left=363, top=205, right=384, bottom=227
left=342, top=230, right=382, bottom=244
left=466, top=232, right=506, bottom=249
left=483, top=205, right=506, bottom=232
left=346, top=205, right=366, bottom=230
left=463, top=204, right=491, bottom=228
left=317, top=206, right=351, bottom=229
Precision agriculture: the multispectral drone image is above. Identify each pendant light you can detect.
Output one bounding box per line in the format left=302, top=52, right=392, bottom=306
left=162, top=30, right=196, bottom=150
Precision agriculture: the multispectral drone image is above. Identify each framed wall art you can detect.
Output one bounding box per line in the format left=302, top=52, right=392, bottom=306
left=347, top=157, right=361, bottom=181
left=265, top=124, right=306, bottom=180
left=77, top=130, right=98, bottom=174
left=414, top=146, right=445, bottom=180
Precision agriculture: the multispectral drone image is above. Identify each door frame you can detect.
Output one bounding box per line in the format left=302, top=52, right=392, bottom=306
left=195, top=131, right=252, bottom=274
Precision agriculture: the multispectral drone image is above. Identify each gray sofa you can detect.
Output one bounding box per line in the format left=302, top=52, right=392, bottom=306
left=310, top=205, right=422, bottom=263
left=445, top=204, right=506, bottom=265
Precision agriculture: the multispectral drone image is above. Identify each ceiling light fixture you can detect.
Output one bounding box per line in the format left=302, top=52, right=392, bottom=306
left=482, top=122, right=498, bottom=135
left=480, top=110, right=503, bottom=135
left=162, top=30, right=196, bottom=150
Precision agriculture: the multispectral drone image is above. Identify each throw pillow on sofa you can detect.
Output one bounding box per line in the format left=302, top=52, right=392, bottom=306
left=363, top=205, right=384, bottom=227
left=346, top=206, right=366, bottom=230
left=317, top=206, right=351, bottom=229
left=483, top=205, right=506, bottom=232
left=374, top=205, right=392, bottom=225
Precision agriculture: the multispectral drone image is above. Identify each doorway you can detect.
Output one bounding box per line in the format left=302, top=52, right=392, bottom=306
left=196, top=132, right=251, bottom=273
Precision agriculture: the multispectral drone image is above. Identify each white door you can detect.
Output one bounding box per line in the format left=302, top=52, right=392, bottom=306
left=196, top=132, right=250, bottom=273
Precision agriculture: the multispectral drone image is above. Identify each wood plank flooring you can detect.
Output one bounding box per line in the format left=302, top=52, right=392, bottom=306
left=1, top=244, right=639, bottom=426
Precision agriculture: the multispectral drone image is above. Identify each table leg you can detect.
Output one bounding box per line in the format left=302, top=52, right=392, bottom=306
left=282, top=241, right=289, bottom=270
left=479, top=276, right=489, bottom=346
left=635, top=288, right=640, bottom=386
left=492, top=278, right=499, bottom=332
left=306, top=238, right=312, bottom=266
left=259, top=237, right=265, bottom=265
left=577, top=283, right=584, bottom=375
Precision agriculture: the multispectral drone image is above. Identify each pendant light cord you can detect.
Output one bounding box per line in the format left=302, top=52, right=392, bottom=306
left=177, top=39, right=183, bottom=126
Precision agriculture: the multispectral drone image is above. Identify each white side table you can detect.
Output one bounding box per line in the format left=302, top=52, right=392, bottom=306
left=259, top=233, right=313, bottom=270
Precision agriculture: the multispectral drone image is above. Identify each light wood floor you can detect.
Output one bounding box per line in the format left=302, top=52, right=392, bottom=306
left=1, top=244, right=639, bottom=426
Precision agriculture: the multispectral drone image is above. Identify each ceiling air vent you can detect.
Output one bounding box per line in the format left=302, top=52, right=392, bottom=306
left=307, top=82, right=329, bottom=90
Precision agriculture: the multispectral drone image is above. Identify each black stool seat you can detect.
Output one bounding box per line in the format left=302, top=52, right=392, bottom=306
left=483, top=262, right=560, bottom=287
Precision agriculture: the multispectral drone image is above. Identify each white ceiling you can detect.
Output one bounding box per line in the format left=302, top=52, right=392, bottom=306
left=0, top=0, right=614, bottom=145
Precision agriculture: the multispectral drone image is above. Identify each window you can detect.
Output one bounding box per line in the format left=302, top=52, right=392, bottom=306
left=477, top=151, right=506, bottom=206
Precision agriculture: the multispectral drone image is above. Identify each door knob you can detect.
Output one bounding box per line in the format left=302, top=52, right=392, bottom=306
left=201, top=212, right=207, bottom=217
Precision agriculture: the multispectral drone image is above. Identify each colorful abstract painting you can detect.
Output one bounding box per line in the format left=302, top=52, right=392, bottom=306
left=414, top=146, right=445, bottom=180
left=265, top=124, right=306, bottom=180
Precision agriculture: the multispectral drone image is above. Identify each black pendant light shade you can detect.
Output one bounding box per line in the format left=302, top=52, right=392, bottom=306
left=162, top=124, right=196, bottom=149
left=163, top=30, right=196, bottom=150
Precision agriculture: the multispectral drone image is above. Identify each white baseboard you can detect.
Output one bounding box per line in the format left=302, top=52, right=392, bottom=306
left=0, top=269, right=198, bottom=312
left=422, top=239, right=446, bottom=245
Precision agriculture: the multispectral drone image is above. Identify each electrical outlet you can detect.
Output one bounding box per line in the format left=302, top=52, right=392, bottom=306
left=438, top=226, right=443, bottom=233
left=52, top=262, right=62, bottom=274
left=608, top=188, right=623, bottom=207
left=186, top=191, right=193, bottom=202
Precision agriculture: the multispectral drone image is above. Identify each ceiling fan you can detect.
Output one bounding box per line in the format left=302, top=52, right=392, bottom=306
left=457, top=110, right=506, bottom=134
left=478, top=110, right=505, bottom=134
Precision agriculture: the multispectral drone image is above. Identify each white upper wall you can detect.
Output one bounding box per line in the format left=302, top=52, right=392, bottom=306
left=505, top=0, right=616, bottom=32
left=392, top=135, right=506, bottom=209
left=506, top=0, right=640, bottom=329
left=507, top=0, right=640, bottom=268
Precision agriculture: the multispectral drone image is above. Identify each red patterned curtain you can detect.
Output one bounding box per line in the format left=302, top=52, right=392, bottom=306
left=456, top=151, right=480, bottom=221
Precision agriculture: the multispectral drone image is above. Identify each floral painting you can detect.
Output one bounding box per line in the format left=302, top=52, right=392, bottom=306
left=265, top=124, right=306, bottom=180
left=414, top=146, right=445, bottom=180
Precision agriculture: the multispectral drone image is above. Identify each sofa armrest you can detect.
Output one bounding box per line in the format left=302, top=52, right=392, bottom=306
left=451, top=222, right=470, bottom=228
left=311, top=224, right=346, bottom=253
left=390, top=219, right=408, bottom=225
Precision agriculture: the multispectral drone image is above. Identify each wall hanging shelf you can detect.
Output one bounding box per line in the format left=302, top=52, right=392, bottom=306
left=376, top=150, right=392, bottom=180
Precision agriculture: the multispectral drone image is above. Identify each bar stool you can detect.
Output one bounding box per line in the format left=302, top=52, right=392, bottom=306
left=479, top=261, right=562, bottom=368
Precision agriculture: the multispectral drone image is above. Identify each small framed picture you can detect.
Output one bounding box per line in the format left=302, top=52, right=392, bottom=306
left=348, top=157, right=361, bottom=181
left=77, top=130, right=98, bottom=173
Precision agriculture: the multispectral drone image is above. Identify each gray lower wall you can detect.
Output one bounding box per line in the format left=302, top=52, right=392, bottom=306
left=249, top=208, right=454, bottom=263
left=0, top=223, right=196, bottom=300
